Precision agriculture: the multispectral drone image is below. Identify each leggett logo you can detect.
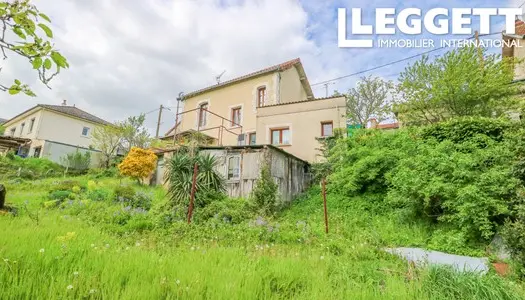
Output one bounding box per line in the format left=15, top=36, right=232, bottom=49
left=338, top=8, right=523, bottom=48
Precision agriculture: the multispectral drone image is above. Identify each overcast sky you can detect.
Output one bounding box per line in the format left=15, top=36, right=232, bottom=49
left=0, top=0, right=521, bottom=134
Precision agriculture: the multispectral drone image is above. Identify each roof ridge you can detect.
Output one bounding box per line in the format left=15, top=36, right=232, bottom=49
left=183, top=58, right=302, bottom=99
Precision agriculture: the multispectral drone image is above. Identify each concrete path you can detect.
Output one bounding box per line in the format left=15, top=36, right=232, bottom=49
left=385, top=247, right=489, bottom=274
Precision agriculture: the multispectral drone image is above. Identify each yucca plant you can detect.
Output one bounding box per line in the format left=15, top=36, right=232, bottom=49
left=165, top=151, right=225, bottom=210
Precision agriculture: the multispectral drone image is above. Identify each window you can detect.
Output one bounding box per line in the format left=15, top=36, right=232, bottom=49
left=198, top=103, right=208, bottom=127
left=257, top=86, right=266, bottom=107
left=9, top=127, right=15, bottom=136
left=248, top=132, right=256, bottom=145
left=231, top=107, right=241, bottom=127
left=228, top=156, right=240, bottom=180
left=321, top=121, right=333, bottom=137
left=82, top=127, right=90, bottom=136
left=29, top=118, right=35, bottom=133
left=20, top=123, right=25, bottom=136
left=33, top=147, right=42, bottom=158
left=270, top=128, right=290, bottom=145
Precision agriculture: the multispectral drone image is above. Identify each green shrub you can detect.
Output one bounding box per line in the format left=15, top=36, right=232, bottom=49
left=387, top=138, right=517, bottom=240
left=48, top=190, right=73, bottom=201
left=165, top=152, right=226, bottom=208
left=501, top=193, right=525, bottom=277
left=49, top=180, right=83, bottom=193
left=251, top=165, right=279, bottom=216
left=197, top=197, right=251, bottom=224
left=129, top=191, right=152, bottom=210
left=113, top=185, right=136, bottom=202
left=60, top=150, right=91, bottom=172
left=328, top=129, right=418, bottom=196
left=87, top=167, right=118, bottom=179
left=420, top=117, right=510, bottom=144
left=86, top=188, right=110, bottom=202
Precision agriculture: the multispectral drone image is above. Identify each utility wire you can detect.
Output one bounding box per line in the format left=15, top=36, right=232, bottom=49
left=310, top=31, right=502, bottom=87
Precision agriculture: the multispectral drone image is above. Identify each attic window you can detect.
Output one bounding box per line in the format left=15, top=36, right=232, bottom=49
left=257, top=86, right=266, bottom=107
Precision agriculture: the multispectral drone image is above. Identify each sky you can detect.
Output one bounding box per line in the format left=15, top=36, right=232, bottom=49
left=0, top=0, right=522, bottom=134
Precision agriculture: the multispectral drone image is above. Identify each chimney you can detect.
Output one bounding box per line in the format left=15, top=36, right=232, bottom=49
left=62, top=99, right=67, bottom=106
left=369, top=118, right=378, bottom=129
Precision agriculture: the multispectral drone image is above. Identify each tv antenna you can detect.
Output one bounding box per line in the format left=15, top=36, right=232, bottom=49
left=216, top=70, right=226, bottom=84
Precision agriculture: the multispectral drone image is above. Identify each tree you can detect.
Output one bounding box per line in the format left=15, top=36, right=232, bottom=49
left=0, top=0, right=68, bottom=96
left=165, top=151, right=225, bottom=208
left=0, top=124, right=5, bottom=135
left=250, top=165, right=279, bottom=216
left=118, top=147, right=158, bottom=184
left=92, top=124, right=123, bottom=168
left=346, top=76, right=393, bottom=127
left=119, top=114, right=151, bottom=152
left=395, top=46, right=517, bottom=125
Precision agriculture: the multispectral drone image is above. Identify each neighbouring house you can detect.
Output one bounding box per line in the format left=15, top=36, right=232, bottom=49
left=168, top=58, right=347, bottom=163
left=1, top=100, right=110, bottom=166
left=154, top=145, right=310, bottom=202
left=368, top=118, right=400, bottom=131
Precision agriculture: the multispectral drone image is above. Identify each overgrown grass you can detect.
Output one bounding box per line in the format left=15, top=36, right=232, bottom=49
left=0, top=176, right=523, bottom=299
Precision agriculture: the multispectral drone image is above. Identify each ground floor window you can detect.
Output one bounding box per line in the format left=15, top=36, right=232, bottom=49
left=270, top=128, right=290, bottom=145
left=228, top=156, right=240, bottom=180
left=33, top=147, right=42, bottom=158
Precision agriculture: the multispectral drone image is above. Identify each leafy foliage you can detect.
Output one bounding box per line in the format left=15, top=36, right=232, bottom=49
left=91, top=124, right=124, bottom=168
left=387, top=137, right=518, bottom=240
left=165, top=152, right=225, bottom=209
left=60, top=150, right=91, bottom=172
left=327, top=117, right=525, bottom=252
left=119, top=114, right=151, bottom=152
left=395, top=46, right=517, bottom=125
left=118, top=147, right=157, bottom=184
left=346, top=75, right=393, bottom=127
left=0, top=0, right=68, bottom=96
left=329, top=129, right=417, bottom=196
left=250, top=165, right=279, bottom=216
left=0, top=155, right=64, bottom=180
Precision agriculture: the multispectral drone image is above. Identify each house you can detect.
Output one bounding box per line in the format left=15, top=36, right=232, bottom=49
left=169, top=58, right=347, bottom=163
left=1, top=101, right=110, bottom=166
left=154, top=145, right=310, bottom=201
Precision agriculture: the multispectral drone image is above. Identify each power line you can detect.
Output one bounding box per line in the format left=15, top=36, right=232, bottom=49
left=520, top=1, right=525, bottom=8
left=310, top=32, right=502, bottom=87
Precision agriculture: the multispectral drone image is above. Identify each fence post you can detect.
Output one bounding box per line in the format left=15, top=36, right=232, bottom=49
left=187, top=162, right=199, bottom=224
left=322, top=178, right=329, bottom=234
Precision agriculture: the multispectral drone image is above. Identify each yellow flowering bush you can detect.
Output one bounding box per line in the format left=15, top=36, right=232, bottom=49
left=118, top=147, right=158, bottom=184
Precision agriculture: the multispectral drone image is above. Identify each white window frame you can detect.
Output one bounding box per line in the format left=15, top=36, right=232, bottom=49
left=81, top=127, right=90, bottom=137
left=227, top=155, right=241, bottom=180
left=228, top=104, right=243, bottom=128
left=195, top=99, right=210, bottom=129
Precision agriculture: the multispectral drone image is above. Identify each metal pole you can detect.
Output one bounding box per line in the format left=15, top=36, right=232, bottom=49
left=173, top=93, right=183, bottom=144
left=187, top=162, right=198, bottom=224
left=155, top=105, right=163, bottom=138
left=322, top=178, right=329, bottom=234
